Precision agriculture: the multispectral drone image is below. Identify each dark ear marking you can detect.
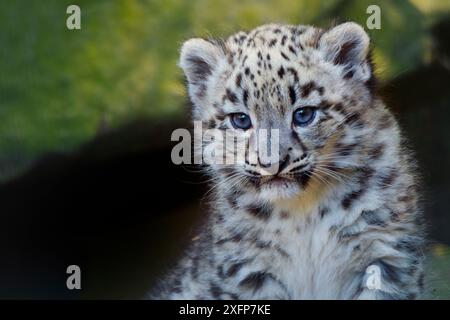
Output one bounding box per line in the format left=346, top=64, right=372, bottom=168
left=179, top=38, right=228, bottom=115
left=180, top=38, right=225, bottom=84
left=186, top=55, right=212, bottom=82
left=319, top=22, right=369, bottom=65
left=319, top=22, right=372, bottom=82
left=334, top=40, right=358, bottom=65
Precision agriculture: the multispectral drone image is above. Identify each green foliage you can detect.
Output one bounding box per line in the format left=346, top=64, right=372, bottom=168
left=0, top=0, right=449, bottom=179
left=427, top=244, right=450, bottom=299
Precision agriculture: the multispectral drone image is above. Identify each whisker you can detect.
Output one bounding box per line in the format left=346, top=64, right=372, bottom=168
left=313, top=167, right=344, bottom=185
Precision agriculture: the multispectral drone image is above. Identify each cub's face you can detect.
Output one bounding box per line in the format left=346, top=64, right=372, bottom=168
left=180, top=23, right=379, bottom=202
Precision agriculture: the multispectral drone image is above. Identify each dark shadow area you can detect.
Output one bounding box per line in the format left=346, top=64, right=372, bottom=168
left=0, top=117, right=207, bottom=298
left=379, top=17, right=450, bottom=245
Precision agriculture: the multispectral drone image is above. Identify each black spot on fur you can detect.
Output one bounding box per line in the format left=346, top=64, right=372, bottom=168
left=281, top=52, right=290, bottom=61
left=319, top=207, right=329, bottom=218
left=235, top=73, right=242, bottom=87
left=361, top=210, right=387, bottom=227
left=275, top=245, right=290, bottom=258
left=255, top=240, right=271, bottom=249
left=342, top=190, right=362, bottom=210
left=295, top=171, right=311, bottom=187
left=288, top=45, right=297, bottom=55
left=332, top=103, right=344, bottom=113
left=207, top=119, right=216, bottom=129
left=209, top=282, right=223, bottom=298
left=280, top=211, right=289, bottom=219
left=344, top=113, right=363, bottom=127
left=344, top=70, right=354, bottom=79
left=286, top=67, right=299, bottom=82
left=301, top=81, right=323, bottom=98
left=288, top=86, right=297, bottom=105
left=341, top=169, right=373, bottom=210
left=377, top=169, right=398, bottom=188
left=377, top=113, right=394, bottom=130
left=277, top=66, right=285, bottom=79
left=239, top=272, right=268, bottom=292
left=335, top=142, right=358, bottom=157
left=245, top=203, right=273, bottom=220
left=358, top=167, right=374, bottom=185
left=395, top=238, right=422, bottom=255
left=227, top=260, right=250, bottom=277
left=215, top=233, right=243, bottom=245
left=226, top=193, right=238, bottom=208
left=369, top=144, right=385, bottom=160
left=226, top=89, right=238, bottom=104
left=217, top=265, right=225, bottom=278
left=243, top=90, right=249, bottom=107
left=196, top=83, right=207, bottom=98
left=215, top=110, right=226, bottom=122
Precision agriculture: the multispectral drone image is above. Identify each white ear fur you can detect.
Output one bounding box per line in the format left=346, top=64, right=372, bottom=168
left=319, top=22, right=370, bottom=78
left=179, top=38, right=225, bottom=85
left=179, top=38, right=226, bottom=117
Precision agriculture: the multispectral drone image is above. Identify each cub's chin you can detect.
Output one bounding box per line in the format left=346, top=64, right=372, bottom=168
left=257, top=177, right=301, bottom=201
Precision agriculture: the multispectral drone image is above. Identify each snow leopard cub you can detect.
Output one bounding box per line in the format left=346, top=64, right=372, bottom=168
left=152, top=22, right=425, bottom=299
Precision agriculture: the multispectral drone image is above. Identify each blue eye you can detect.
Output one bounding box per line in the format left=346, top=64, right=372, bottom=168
left=230, top=113, right=252, bottom=130
left=293, top=107, right=316, bottom=126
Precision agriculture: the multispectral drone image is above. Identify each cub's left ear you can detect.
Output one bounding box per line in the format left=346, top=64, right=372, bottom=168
left=179, top=38, right=227, bottom=118
left=319, top=22, right=372, bottom=81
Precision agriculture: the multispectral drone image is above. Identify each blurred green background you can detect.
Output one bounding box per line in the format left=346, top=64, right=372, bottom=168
left=0, top=0, right=449, bottom=299
left=0, top=0, right=448, bottom=181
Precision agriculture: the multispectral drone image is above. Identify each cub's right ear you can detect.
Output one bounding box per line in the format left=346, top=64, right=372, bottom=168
left=179, top=39, right=226, bottom=115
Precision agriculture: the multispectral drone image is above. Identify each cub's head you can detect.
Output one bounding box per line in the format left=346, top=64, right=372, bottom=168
left=179, top=22, right=387, bottom=203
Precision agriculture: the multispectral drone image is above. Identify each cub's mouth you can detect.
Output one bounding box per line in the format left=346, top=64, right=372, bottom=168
left=262, top=175, right=295, bottom=186
left=253, top=164, right=315, bottom=201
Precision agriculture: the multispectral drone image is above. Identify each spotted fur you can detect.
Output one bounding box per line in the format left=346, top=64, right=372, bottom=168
left=151, top=22, right=425, bottom=299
